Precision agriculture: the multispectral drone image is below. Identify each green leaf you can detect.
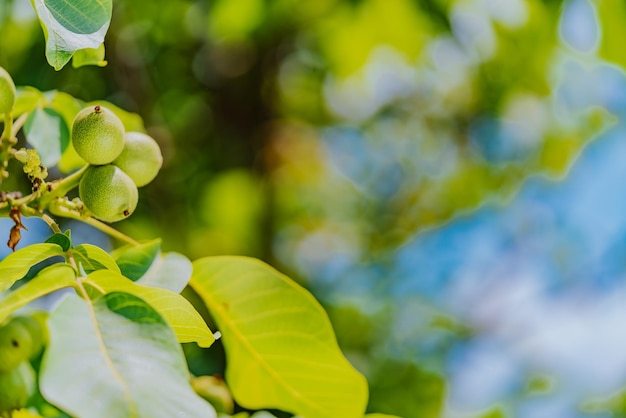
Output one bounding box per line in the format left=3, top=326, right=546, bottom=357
left=73, top=243, right=121, bottom=274
left=24, top=106, right=70, bottom=167
left=0, top=264, right=75, bottom=323
left=40, top=292, right=216, bottom=418
left=0, top=243, right=65, bottom=292
left=44, top=233, right=72, bottom=252
left=72, top=44, right=107, bottom=68
left=364, top=415, right=404, bottom=418
left=48, top=91, right=83, bottom=125
left=14, top=87, right=44, bottom=117
left=29, top=0, right=112, bottom=70
left=112, top=239, right=161, bottom=281
left=136, top=252, right=193, bottom=293
left=83, top=270, right=215, bottom=347
left=190, top=256, right=368, bottom=418
left=47, top=91, right=87, bottom=172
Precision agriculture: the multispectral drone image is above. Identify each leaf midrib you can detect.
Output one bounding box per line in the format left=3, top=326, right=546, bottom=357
left=191, top=277, right=334, bottom=418
left=82, top=281, right=139, bottom=417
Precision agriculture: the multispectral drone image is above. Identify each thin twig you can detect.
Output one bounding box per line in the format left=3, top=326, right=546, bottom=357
left=10, top=112, right=27, bottom=137
left=41, top=213, right=62, bottom=233
left=49, top=204, right=139, bottom=246
left=81, top=217, right=140, bottom=247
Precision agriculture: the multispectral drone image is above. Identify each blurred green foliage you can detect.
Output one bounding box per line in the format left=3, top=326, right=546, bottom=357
left=5, top=0, right=626, bottom=416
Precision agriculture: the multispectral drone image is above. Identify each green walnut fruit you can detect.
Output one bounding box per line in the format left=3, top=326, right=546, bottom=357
left=0, top=362, right=35, bottom=413
left=79, top=164, right=138, bottom=223
left=0, top=66, right=16, bottom=115
left=0, top=321, right=32, bottom=372
left=113, top=132, right=163, bottom=187
left=191, top=375, right=234, bottom=414
left=71, top=105, right=125, bottom=165
left=10, top=316, right=46, bottom=359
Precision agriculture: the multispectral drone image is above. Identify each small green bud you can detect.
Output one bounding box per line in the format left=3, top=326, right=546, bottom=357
left=13, top=149, right=28, bottom=164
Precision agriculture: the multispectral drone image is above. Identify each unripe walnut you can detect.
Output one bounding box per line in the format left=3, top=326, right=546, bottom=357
left=0, top=362, right=35, bottom=414
left=191, top=375, right=234, bottom=414
left=10, top=316, right=46, bottom=359
left=0, top=321, right=32, bottom=372
left=0, top=66, right=16, bottom=114
left=79, top=165, right=138, bottom=223
left=113, top=132, right=163, bottom=187
left=71, top=105, right=125, bottom=165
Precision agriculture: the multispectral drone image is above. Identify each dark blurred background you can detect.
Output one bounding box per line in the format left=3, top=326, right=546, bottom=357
left=5, top=0, right=626, bottom=416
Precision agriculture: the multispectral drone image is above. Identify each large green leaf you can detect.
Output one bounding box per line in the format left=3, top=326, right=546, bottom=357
left=40, top=292, right=216, bottom=418
left=0, top=243, right=65, bottom=292
left=83, top=270, right=215, bottom=347
left=29, top=0, right=112, bottom=70
left=190, top=256, right=368, bottom=418
left=0, top=263, right=75, bottom=323
left=136, top=252, right=193, bottom=293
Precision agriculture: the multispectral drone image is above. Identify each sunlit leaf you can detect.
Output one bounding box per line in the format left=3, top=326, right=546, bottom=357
left=13, top=87, right=44, bottom=117
left=24, top=106, right=70, bottom=167
left=0, top=264, right=75, bottom=323
left=73, top=243, right=121, bottom=274
left=83, top=270, right=215, bottom=347
left=29, top=0, right=112, bottom=70
left=190, top=256, right=368, bottom=418
left=40, top=292, right=216, bottom=418
left=72, top=44, right=107, bottom=68
left=48, top=91, right=83, bottom=125
left=0, top=243, right=65, bottom=292
left=136, top=252, right=193, bottom=293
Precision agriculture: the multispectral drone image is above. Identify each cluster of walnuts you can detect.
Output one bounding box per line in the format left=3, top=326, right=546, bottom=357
left=72, top=105, right=163, bottom=222
left=2, top=65, right=163, bottom=225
